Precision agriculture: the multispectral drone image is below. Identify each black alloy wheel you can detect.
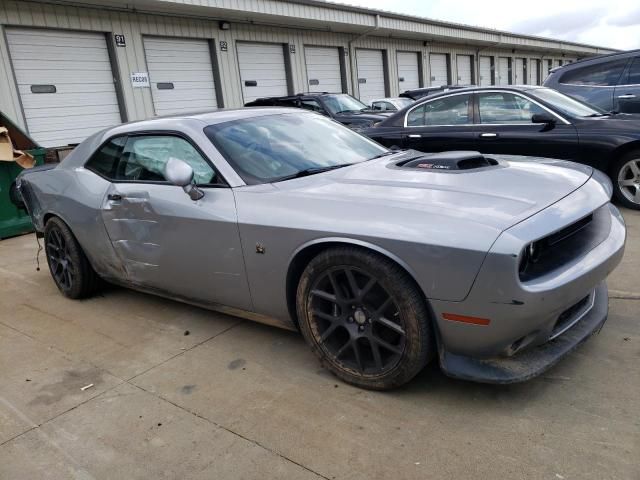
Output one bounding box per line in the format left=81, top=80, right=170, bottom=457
left=297, top=247, right=432, bottom=390
left=44, top=217, right=100, bottom=299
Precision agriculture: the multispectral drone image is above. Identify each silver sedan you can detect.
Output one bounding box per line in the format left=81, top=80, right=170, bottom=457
left=15, top=108, right=626, bottom=389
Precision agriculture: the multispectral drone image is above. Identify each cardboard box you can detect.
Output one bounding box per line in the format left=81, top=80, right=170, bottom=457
left=0, top=126, right=35, bottom=168
left=0, top=127, right=12, bottom=161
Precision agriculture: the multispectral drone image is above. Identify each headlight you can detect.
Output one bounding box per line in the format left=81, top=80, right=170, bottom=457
left=519, top=241, right=541, bottom=275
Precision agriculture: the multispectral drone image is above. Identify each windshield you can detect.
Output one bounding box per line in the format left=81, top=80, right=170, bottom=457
left=322, top=94, right=370, bottom=114
left=204, top=113, right=387, bottom=184
left=394, top=98, right=414, bottom=109
left=528, top=88, right=605, bottom=117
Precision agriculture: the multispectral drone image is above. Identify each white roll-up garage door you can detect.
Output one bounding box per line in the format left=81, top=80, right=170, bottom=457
left=237, top=43, right=288, bottom=103
left=304, top=46, right=342, bottom=93
left=429, top=54, right=448, bottom=86
left=514, top=58, right=526, bottom=84
left=144, top=37, right=218, bottom=116
left=6, top=28, right=122, bottom=147
left=456, top=55, right=473, bottom=85
left=356, top=49, right=386, bottom=105
left=498, top=57, right=510, bottom=85
left=397, top=52, right=420, bottom=92
left=543, top=60, right=553, bottom=81
left=479, top=56, right=492, bottom=86
left=529, top=59, right=540, bottom=85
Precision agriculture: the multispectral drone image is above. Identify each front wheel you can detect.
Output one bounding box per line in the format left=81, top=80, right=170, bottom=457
left=296, top=247, right=433, bottom=390
left=612, top=152, right=640, bottom=210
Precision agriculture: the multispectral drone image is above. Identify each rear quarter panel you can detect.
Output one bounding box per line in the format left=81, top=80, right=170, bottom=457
left=20, top=166, right=124, bottom=279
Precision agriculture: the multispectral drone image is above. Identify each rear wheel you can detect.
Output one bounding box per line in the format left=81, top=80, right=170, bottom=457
left=612, top=151, right=640, bottom=210
left=44, top=217, right=100, bottom=299
left=296, top=247, right=432, bottom=390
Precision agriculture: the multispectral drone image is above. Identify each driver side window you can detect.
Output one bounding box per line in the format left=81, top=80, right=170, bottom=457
left=86, top=135, right=217, bottom=185
left=478, top=92, right=545, bottom=124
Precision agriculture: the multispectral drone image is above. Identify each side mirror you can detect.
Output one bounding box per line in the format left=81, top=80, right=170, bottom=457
left=531, top=113, right=556, bottom=125
left=164, top=158, right=204, bottom=201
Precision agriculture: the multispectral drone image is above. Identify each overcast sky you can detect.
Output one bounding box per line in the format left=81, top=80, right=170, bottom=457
left=337, top=0, right=640, bottom=50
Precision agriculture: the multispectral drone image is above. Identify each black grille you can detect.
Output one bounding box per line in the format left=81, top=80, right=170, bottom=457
left=520, top=207, right=610, bottom=282
left=551, top=294, right=591, bottom=338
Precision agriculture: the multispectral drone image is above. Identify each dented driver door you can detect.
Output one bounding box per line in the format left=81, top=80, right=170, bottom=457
left=101, top=183, right=252, bottom=311
left=97, top=134, right=252, bottom=311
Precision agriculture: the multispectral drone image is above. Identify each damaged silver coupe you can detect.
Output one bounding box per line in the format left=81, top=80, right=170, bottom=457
left=14, top=109, right=626, bottom=389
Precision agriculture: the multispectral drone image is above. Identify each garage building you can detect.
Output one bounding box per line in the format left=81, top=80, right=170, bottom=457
left=0, top=0, right=615, bottom=148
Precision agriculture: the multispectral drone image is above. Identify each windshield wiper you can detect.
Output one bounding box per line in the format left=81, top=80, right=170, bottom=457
left=368, top=151, right=400, bottom=160
left=272, top=164, right=354, bottom=182
left=584, top=112, right=609, bottom=117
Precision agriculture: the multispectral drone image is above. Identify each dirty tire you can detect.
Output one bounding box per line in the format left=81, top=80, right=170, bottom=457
left=611, top=150, right=640, bottom=210
left=44, top=217, right=100, bottom=299
left=296, top=247, right=432, bottom=390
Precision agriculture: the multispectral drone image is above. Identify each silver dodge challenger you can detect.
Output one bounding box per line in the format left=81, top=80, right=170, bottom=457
left=15, top=108, right=626, bottom=390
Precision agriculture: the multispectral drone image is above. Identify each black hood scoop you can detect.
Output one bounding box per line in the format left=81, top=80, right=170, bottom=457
left=396, top=151, right=498, bottom=171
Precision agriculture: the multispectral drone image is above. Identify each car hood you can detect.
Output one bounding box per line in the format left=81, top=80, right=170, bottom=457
left=272, top=152, right=594, bottom=232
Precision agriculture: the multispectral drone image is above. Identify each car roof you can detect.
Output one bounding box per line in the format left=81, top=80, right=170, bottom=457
left=558, top=49, right=640, bottom=68
left=106, top=107, right=309, bottom=131
left=409, top=85, right=547, bottom=98
left=249, top=92, right=346, bottom=102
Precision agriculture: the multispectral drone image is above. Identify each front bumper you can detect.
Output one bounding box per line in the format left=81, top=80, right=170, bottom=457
left=429, top=171, right=625, bottom=383
left=439, top=281, right=609, bottom=383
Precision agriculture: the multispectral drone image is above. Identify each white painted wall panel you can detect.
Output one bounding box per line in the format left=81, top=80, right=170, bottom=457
left=456, top=54, right=473, bottom=85
left=144, top=37, right=218, bottom=115
left=304, top=46, right=342, bottom=93
left=396, top=51, right=420, bottom=92
left=498, top=57, right=510, bottom=85
left=479, top=56, right=492, bottom=86
left=237, top=42, right=288, bottom=103
left=5, top=28, right=121, bottom=147
left=514, top=58, right=526, bottom=84
left=429, top=53, right=448, bottom=85
left=529, top=58, right=540, bottom=85
left=355, top=49, right=385, bottom=104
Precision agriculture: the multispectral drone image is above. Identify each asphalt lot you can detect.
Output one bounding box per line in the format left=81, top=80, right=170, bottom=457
left=0, top=209, right=638, bottom=480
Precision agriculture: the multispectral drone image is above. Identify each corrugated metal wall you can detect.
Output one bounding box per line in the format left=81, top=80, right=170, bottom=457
left=0, top=0, right=577, bottom=134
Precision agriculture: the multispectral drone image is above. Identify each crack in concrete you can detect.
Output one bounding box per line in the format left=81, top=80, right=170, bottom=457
left=131, top=382, right=331, bottom=480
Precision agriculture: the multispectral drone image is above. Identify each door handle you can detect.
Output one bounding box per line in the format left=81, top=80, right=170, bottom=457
left=407, top=134, right=421, bottom=138
left=618, top=94, right=636, bottom=99
left=479, top=133, right=498, bottom=138
left=107, top=193, right=123, bottom=201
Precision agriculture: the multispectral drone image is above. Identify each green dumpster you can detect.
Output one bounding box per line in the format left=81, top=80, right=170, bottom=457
left=1, top=112, right=45, bottom=239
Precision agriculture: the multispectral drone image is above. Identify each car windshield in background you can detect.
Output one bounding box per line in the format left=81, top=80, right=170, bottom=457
left=396, top=98, right=414, bottom=109
left=322, top=94, right=370, bottom=114
left=529, top=88, right=605, bottom=117
left=204, top=113, right=387, bottom=184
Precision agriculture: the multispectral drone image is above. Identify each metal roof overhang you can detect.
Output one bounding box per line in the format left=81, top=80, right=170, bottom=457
left=43, top=0, right=617, bottom=56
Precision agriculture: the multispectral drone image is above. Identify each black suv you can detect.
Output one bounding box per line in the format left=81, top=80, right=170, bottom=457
left=544, top=50, right=640, bottom=113
left=244, top=93, right=391, bottom=130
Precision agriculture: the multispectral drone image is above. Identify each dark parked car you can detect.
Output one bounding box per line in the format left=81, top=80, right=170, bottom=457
left=544, top=50, right=640, bottom=114
left=362, top=85, right=640, bottom=209
left=245, top=93, right=390, bottom=130
left=400, top=85, right=473, bottom=101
